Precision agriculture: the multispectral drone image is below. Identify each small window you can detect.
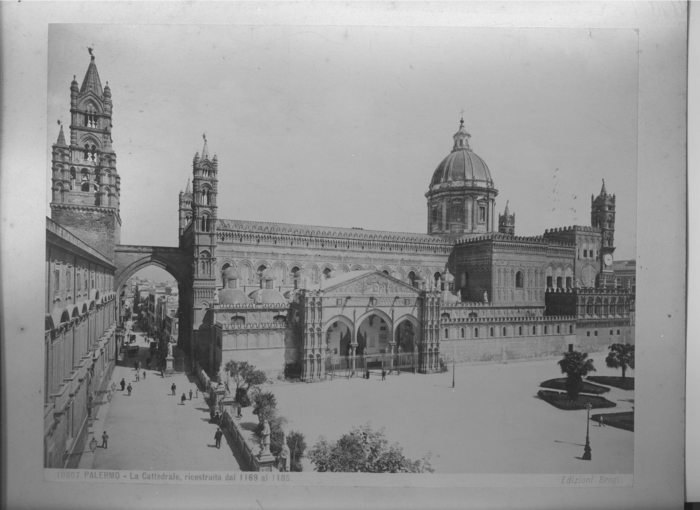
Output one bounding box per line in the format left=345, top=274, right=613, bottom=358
left=610, top=330, right=614, bottom=335
left=569, top=325, right=573, bottom=334
left=587, top=331, right=590, bottom=337
left=566, top=277, right=572, bottom=289
left=515, top=271, right=524, bottom=288
left=474, top=328, right=479, bottom=338
left=404, top=298, right=411, bottom=306
left=546, top=276, right=553, bottom=288
left=479, top=206, right=486, bottom=222
left=502, top=327, right=507, bottom=336
left=444, top=328, right=449, bottom=339
left=594, top=331, right=598, bottom=337
left=460, top=328, right=465, bottom=339
left=518, top=326, right=522, bottom=335
left=336, top=299, right=343, bottom=306
left=556, top=277, right=563, bottom=289
left=490, top=327, right=494, bottom=337
left=557, top=325, right=561, bottom=334
left=544, top=325, right=548, bottom=334
left=617, top=329, right=621, bottom=335
left=583, top=250, right=588, bottom=258
left=532, top=326, right=536, bottom=335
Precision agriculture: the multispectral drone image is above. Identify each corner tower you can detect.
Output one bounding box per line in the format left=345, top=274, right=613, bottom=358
left=189, top=136, right=218, bottom=345
left=591, top=179, right=616, bottom=287
left=50, top=50, right=121, bottom=261
left=426, top=119, right=498, bottom=238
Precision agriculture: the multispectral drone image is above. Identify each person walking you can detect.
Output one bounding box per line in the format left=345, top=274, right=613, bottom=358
left=127, top=383, right=132, bottom=396
left=135, top=371, right=140, bottom=382
left=381, top=369, right=386, bottom=381
left=189, top=389, right=193, bottom=400
left=214, top=428, right=223, bottom=449
left=120, top=378, right=126, bottom=391
left=195, top=389, right=199, bottom=399
left=600, top=415, right=606, bottom=427
left=101, top=431, right=109, bottom=449
left=143, top=370, right=147, bottom=380
left=171, top=383, right=176, bottom=396
left=181, top=393, right=186, bottom=405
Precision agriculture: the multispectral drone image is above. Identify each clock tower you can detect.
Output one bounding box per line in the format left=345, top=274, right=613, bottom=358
left=591, top=179, right=616, bottom=288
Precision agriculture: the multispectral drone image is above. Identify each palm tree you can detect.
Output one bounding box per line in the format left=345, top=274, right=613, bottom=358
left=558, top=351, right=596, bottom=401
left=605, top=343, right=635, bottom=379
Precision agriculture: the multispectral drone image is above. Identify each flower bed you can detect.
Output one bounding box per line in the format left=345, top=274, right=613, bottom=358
left=539, top=378, right=610, bottom=394
left=586, top=376, right=634, bottom=391
left=536, top=390, right=617, bottom=410
left=591, top=412, right=634, bottom=432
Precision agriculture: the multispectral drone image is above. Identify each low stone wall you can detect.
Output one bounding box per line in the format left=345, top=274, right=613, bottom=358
left=192, top=362, right=276, bottom=472
left=442, top=335, right=575, bottom=363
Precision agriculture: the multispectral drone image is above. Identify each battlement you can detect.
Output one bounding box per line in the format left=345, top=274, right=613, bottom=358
left=454, top=232, right=575, bottom=248
left=544, top=225, right=602, bottom=234
left=440, top=315, right=577, bottom=324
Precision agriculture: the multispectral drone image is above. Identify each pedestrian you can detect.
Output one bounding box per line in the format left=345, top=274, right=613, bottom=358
left=214, top=428, right=223, bottom=449
left=101, top=431, right=109, bottom=449
left=127, top=383, right=132, bottom=396
left=278, top=441, right=290, bottom=472
left=189, top=389, right=193, bottom=400
left=120, top=378, right=125, bottom=391
left=171, top=383, right=176, bottom=396
left=143, top=370, right=147, bottom=380
left=210, top=409, right=215, bottom=423
left=237, top=405, right=242, bottom=419
left=181, top=393, right=186, bottom=405
left=161, top=367, right=164, bottom=378
left=135, top=371, right=140, bottom=382
left=381, top=369, right=386, bottom=381
left=365, top=368, right=370, bottom=380
left=600, top=415, right=606, bottom=427
left=195, top=389, right=199, bottom=399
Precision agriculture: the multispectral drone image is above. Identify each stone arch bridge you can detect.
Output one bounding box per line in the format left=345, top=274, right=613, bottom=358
left=114, top=245, right=190, bottom=290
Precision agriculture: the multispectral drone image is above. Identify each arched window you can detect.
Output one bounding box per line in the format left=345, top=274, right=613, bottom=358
left=557, top=325, right=561, bottom=334
left=546, top=276, right=553, bottom=288
left=474, top=328, right=479, bottom=338
left=323, top=267, right=332, bottom=279
left=66, top=268, right=71, bottom=292
left=432, top=207, right=440, bottom=230
left=434, top=272, right=442, bottom=289
left=544, top=325, right=548, bottom=334
left=408, top=271, right=417, bottom=288
left=556, top=276, right=563, bottom=289
left=503, top=327, right=507, bottom=336
left=200, top=251, right=211, bottom=275
left=444, top=328, right=449, bottom=339
left=70, top=169, right=76, bottom=190
left=518, top=326, right=522, bottom=335
left=569, top=325, right=574, bottom=334
left=489, top=327, right=494, bottom=337
left=200, top=215, right=211, bottom=232
left=515, top=271, right=524, bottom=288
left=532, top=326, right=536, bottom=335
left=448, top=200, right=464, bottom=230
left=81, top=171, right=90, bottom=192
left=460, top=328, right=465, bottom=339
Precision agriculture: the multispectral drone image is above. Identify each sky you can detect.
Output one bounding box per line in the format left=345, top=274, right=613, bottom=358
left=47, top=24, right=638, bottom=261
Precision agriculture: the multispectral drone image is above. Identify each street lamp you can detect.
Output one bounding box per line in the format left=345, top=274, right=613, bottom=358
left=89, top=436, right=98, bottom=453
left=452, top=359, right=455, bottom=388
left=582, top=402, right=592, bottom=461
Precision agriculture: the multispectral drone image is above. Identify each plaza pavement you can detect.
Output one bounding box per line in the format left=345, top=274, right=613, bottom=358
left=78, top=325, right=245, bottom=472
left=265, top=351, right=634, bottom=474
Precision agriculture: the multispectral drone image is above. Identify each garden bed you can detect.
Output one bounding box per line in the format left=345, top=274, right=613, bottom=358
left=591, top=412, right=634, bottom=432
left=586, top=376, right=634, bottom=391
left=536, top=390, right=617, bottom=410
left=539, top=378, right=610, bottom=394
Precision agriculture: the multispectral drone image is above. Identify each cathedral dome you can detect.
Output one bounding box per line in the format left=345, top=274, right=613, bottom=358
left=219, top=288, right=250, bottom=305
left=222, top=267, right=240, bottom=280
left=430, top=119, right=494, bottom=188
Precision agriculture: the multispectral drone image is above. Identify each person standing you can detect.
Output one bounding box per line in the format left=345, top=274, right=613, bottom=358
left=171, top=383, right=176, bottom=396
left=181, top=393, right=186, bottom=405
left=214, top=428, right=223, bottom=449
left=101, top=431, right=109, bottom=449
left=127, top=383, right=132, bottom=396
left=136, top=371, right=140, bottom=382
left=381, top=369, right=386, bottom=381
left=120, top=378, right=126, bottom=391
left=189, top=389, right=193, bottom=400
left=143, top=370, right=147, bottom=380
left=195, top=389, right=199, bottom=399
left=278, top=439, right=290, bottom=472
left=600, top=415, right=606, bottom=427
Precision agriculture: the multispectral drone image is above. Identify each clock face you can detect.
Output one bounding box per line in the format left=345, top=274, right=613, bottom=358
left=603, top=254, right=613, bottom=267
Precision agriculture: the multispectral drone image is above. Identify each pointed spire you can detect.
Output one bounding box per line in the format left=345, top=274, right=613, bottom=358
left=600, top=179, right=607, bottom=196
left=80, top=49, right=103, bottom=95
left=184, top=178, right=192, bottom=194
left=504, top=200, right=510, bottom=216
left=201, top=133, right=209, bottom=160
left=56, top=123, right=67, bottom=146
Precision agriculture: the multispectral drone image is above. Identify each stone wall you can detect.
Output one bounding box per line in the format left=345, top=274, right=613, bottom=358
left=442, top=334, right=575, bottom=363
left=52, top=207, right=120, bottom=261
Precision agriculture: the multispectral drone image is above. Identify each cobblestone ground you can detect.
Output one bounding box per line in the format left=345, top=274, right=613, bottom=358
left=79, top=325, right=245, bottom=472
left=266, top=352, right=634, bottom=474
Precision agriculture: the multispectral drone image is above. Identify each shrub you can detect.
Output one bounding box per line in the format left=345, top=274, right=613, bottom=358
left=253, top=391, right=277, bottom=430
left=286, top=430, right=307, bottom=472
left=235, top=387, right=251, bottom=407
left=587, top=375, right=635, bottom=391
left=438, top=358, right=449, bottom=373
left=540, top=378, right=610, bottom=395
left=268, top=414, right=288, bottom=456
left=537, top=390, right=616, bottom=410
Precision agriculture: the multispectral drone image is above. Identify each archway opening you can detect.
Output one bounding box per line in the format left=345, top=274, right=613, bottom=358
left=325, top=320, right=351, bottom=356
left=357, top=313, right=388, bottom=356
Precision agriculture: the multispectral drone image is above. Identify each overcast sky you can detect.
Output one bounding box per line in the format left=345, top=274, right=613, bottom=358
left=47, top=24, right=638, bottom=268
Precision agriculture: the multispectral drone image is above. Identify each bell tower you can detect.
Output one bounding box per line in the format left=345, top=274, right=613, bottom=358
left=189, top=136, right=219, bottom=345
left=498, top=201, right=515, bottom=235
left=50, top=49, right=121, bottom=261
left=591, top=179, right=616, bottom=288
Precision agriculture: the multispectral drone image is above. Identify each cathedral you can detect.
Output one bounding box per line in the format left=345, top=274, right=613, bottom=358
left=48, top=53, right=634, bottom=389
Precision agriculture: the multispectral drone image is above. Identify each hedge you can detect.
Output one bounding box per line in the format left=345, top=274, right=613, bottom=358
left=537, top=390, right=617, bottom=410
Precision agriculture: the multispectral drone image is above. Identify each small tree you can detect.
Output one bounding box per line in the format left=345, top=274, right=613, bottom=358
left=286, top=430, right=307, bottom=472
left=252, top=391, right=277, bottom=428
left=605, top=343, right=635, bottom=379
left=268, top=414, right=288, bottom=456
left=308, top=423, right=434, bottom=473
left=224, top=360, right=268, bottom=406
left=557, top=351, right=596, bottom=401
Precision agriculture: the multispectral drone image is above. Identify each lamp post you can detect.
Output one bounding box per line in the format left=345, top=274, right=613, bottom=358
left=582, top=402, right=592, bottom=461
left=89, top=436, right=98, bottom=453
left=452, top=359, right=455, bottom=388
